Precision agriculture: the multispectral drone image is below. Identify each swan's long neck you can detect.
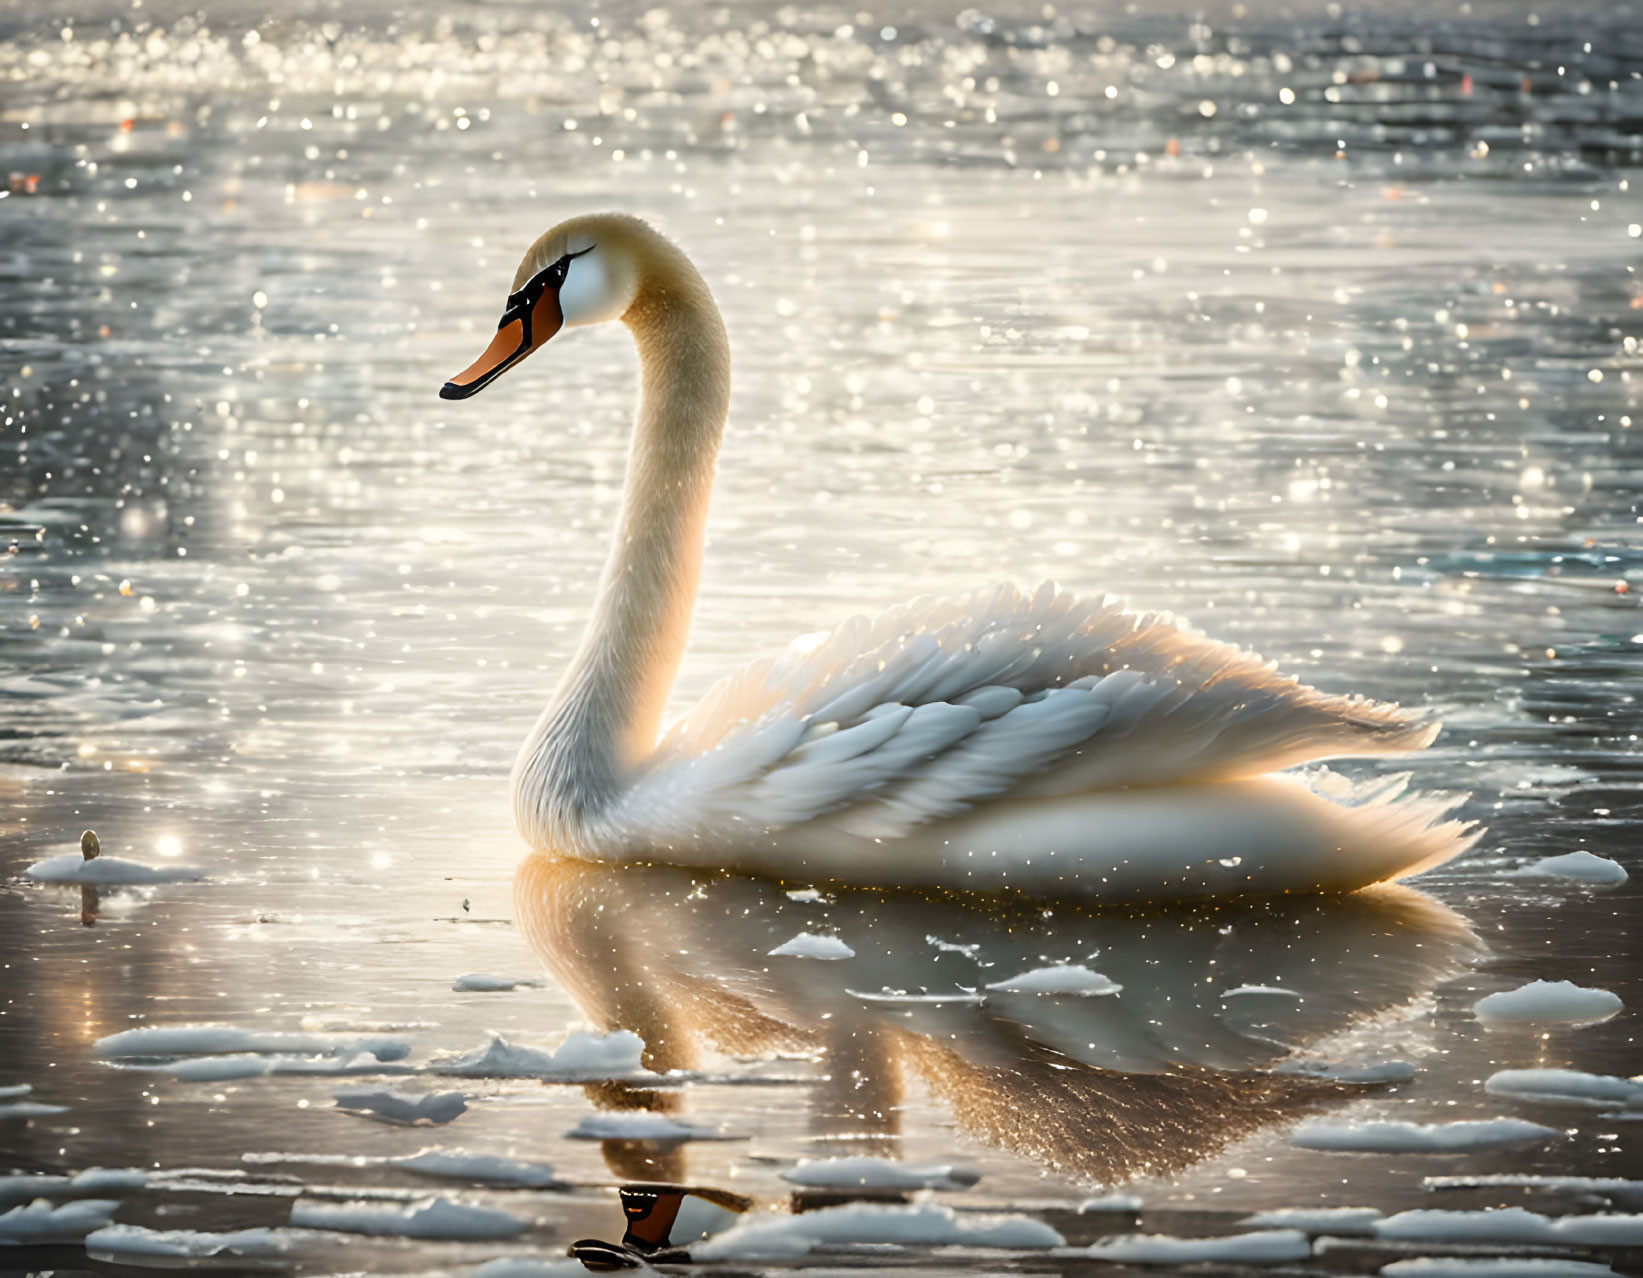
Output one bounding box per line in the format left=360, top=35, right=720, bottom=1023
left=514, top=253, right=730, bottom=848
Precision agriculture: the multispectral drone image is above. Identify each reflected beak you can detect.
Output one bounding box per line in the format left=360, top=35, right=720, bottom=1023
left=439, top=287, right=563, bottom=400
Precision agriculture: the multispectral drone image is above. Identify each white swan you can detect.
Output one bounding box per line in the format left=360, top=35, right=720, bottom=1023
left=440, top=213, right=1473, bottom=900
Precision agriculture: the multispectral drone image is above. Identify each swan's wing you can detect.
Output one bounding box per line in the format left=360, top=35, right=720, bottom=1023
left=612, top=583, right=1437, bottom=847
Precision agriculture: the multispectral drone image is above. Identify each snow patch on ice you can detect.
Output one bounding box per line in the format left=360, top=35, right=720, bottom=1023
left=985, top=965, right=1122, bottom=997
left=1519, top=852, right=1627, bottom=886
left=1486, top=1069, right=1643, bottom=1109
left=95, top=1024, right=410, bottom=1061
left=565, top=1112, right=740, bottom=1143
left=1474, top=981, right=1622, bottom=1026
left=290, top=1195, right=528, bottom=1240
left=779, top=1156, right=980, bottom=1192
left=25, top=852, right=207, bottom=885
left=0, top=1198, right=119, bottom=1240
left=85, top=1223, right=301, bottom=1257
left=429, top=1031, right=646, bottom=1080
left=769, top=932, right=855, bottom=960
left=1074, top=1229, right=1311, bottom=1264
left=691, top=1201, right=1062, bottom=1260
left=1238, top=1207, right=1382, bottom=1235
left=1290, top=1118, right=1559, bottom=1153
left=451, top=973, right=543, bottom=992
left=333, top=1087, right=467, bottom=1126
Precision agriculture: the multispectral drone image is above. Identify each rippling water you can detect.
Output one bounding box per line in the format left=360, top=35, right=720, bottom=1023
left=1, top=2, right=1641, bottom=1273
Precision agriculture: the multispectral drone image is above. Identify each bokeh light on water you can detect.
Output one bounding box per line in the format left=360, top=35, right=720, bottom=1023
left=0, top=0, right=1640, bottom=1270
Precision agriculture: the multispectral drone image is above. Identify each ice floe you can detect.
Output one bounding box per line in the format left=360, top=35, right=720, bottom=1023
left=429, top=1031, right=647, bottom=1080
left=984, top=964, right=1122, bottom=997
left=132, top=1050, right=408, bottom=1082
left=1239, top=1207, right=1383, bottom=1235
left=565, top=1112, right=740, bottom=1142
left=1422, top=1175, right=1643, bottom=1207
left=768, top=932, right=855, bottom=960
left=0, top=1085, right=31, bottom=1099
left=25, top=852, right=207, bottom=885
left=1473, top=981, right=1623, bottom=1027
left=1380, top=1261, right=1619, bottom=1278
left=85, top=1223, right=300, bottom=1258
left=334, top=1087, right=468, bottom=1125
left=290, top=1195, right=528, bottom=1240
left=95, top=1024, right=410, bottom=1060
left=451, top=974, right=544, bottom=992
left=1072, top=1229, right=1312, bottom=1264
left=0, top=1197, right=119, bottom=1240
left=1222, top=984, right=1305, bottom=998
left=1375, top=1208, right=1643, bottom=1246
left=0, top=1169, right=145, bottom=1203
left=1518, top=852, right=1627, bottom=886
left=393, top=1150, right=561, bottom=1188
left=1078, top=1194, right=1144, bottom=1213
left=846, top=987, right=984, bottom=1004
left=779, top=1156, right=980, bottom=1192
left=1290, top=1118, right=1559, bottom=1153
left=1485, top=1069, right=1643, bottom=1109
left=0, top=1100, right=68, bottom=1120
left=690, top=1201, right=1062, bottom=1260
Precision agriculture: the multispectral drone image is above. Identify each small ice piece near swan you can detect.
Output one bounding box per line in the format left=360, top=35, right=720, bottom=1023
left=429, top=1031, right=646, bottom=1080
left=392, top=1150, right=560, bottom=1188
left=1078, top=1194, right=1144, bottom=1213
left=690, top=1201, right=1062, bottom=1260
left=1486, top=1068, right=1643, bottom=1109
left=985, top=964, right=1122, bottom=996
left=334, top=1087, right=467, bottom=1126
left=95, top=1024, right=410, bottom=1061
left=1290, top=1118, right=1559, bottom=1153
left=565, top=1112, right=741, bottom=1143
left=1382, top=1261, right=1620, bottom=1278
left=779, top=1156, right=980, bottom=1192
left=1375, top=1208, right=1643, bottom=1246
left=25, top=852, right=207, bottom=885
left=1519, top=852, right=1628, bottom=886
left=1473, top=980, right=1623, bottom=1027
left=451, top=973, right=544, bottom=992
left=1238, top=1207, right=1382, bottom=1235
left=85, top=1223, right=300, bottom=1258
left=1073, top=1229, right=1311, bottom=1263
left=0, top=1100, right=68, bottom=1120
left=768, top=932, right=855, bottom=960
left=290, top=1195, right=528, bottom=1240
left=0, top=1198, right=120, bottom=1240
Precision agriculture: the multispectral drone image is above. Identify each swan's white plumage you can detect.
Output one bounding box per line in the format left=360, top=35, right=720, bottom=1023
left=461, top=214, right=1474, bottom=901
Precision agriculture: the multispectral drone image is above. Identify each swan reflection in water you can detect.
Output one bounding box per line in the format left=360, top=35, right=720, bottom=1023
left=516, top=852, right=1478, bottom=1190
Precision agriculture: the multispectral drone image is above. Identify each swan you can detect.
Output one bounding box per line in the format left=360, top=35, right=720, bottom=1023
left=440, top=212, right=1473, bottom=900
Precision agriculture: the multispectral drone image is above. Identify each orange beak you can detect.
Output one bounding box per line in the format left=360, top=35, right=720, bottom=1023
left=439, top=286, right=563, bottom=400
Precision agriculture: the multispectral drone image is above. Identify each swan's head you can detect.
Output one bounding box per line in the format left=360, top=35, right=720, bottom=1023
left=439, top=213, right=650, bottom=400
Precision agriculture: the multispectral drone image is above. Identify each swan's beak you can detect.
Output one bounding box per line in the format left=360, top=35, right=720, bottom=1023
left=439, top=288, right=564, bottom=400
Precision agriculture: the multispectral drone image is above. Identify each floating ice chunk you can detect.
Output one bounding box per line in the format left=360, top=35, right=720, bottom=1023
left=985, top=964, right=1122, bottom=997
left=691, top=1201, right=1062, bottom=1260
left=141, top=1050, right=406, bottom=1082
left=68, top=1168, right=148, bottom=1193
left=429, top=1031, right=646, bottom=1080
left=1474, top=981, right=1623, bottom=1026
left=1078, top=1194, right=1143, bottom=1213
left=1377, top=1208, right=1643, bottom=1246
left=785, top=888, right=827, bottom=903
left=1238, top=1207, right=1382, bottom=1235
left=1290, top=1118, right=1559, bottom=1153
left=779, top=1156, right=980, bottom=1192
left=0, top=1085, right=31, bottom=1099
left=334, top=1087, right=467, bottom=1126
left=86, top=1223, right=299, bottom=1257
left=1486, top=1068, right=1643, bottom=1109
left=0, top=1168, right=145, bottom=1204
left=393, top=1150, right=560, bottom=1188
left=846, top=987, right=984, bottom=1004
left=768, top=932, right=855, bottom=960
left=25, top=852, right=207, bottom=885
left=451, top=974, right=543, bottom=992
left=1422, top=1174, right=1643, bottom=1207
left=1520, top=852, right=1627, bottom=886
left=0, top=1100, right=68, bottom=1120
left=95, top=1024, right=410, bottom=1061
left=565, top=1112, right=741, bottom=1142
left=291, top=1195, right=528, bottom=1240
left=0, top=1197, right=119, bottom=1240
left=1222, top=984, right=1304, bottom=998
left=1381, top=1261, right=1619, bottom=1278
left=1074, top=1229, right=1311, bottom=1264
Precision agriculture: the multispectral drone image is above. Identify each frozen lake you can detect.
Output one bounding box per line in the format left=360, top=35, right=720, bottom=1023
left=1, top=1, right=1640, bottom=1272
